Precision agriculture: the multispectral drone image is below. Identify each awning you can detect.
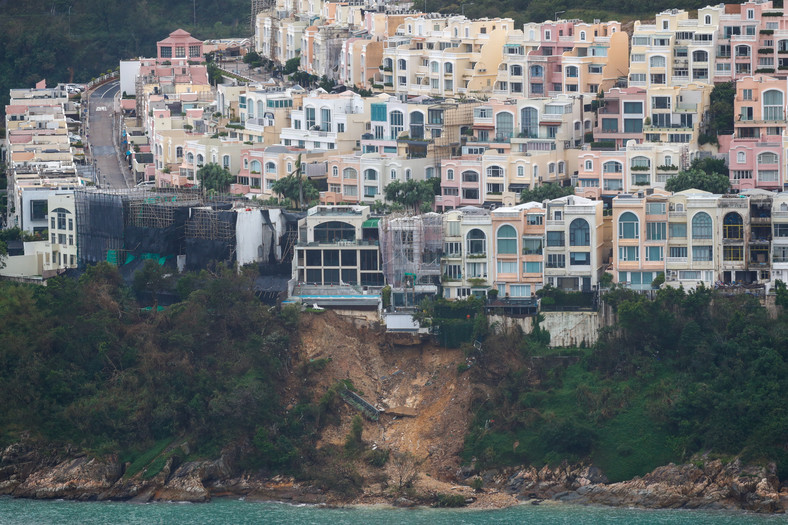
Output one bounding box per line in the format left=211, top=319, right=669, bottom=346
left=362, top=218, right=380, bottom=228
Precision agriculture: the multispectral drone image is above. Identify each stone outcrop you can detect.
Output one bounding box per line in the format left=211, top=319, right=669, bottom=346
left=493, top=459, right=788, bottom=513
left=3, top=436, right=788, bottom=512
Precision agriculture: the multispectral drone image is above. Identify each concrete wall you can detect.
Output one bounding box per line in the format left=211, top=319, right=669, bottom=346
left=490, top=310, right=603, bottom=347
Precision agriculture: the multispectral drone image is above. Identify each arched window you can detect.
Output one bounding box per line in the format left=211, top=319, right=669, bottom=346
left=495, top=112, right=514, bottom=140
left=664, top=155, right=672, bottom=167
left=447, top=168, right=455, bottom=180
left=533, top=165, right=539, bottom=178
left=487, top=165, right=504, bottom=178
left=618, top=211, right=639, bottom=239
left=530, top=65, right=544, bottom=77
left=603, top=161, right=622, bottom=173
left=737, top=151, right=746, bottom=164
left=398, top=59, right=407, bottom=70
left=390, top=169, right=397, bottom=180
left=580, top=31, right=586, bottom=41
left=704, top=14, right=711, bottom=24
left=723, top=212, right=743, bottom=240
left=406, top=168, right=412, bottom=180
left=314, top=221, right=356, bottom=243
left=176, top=147, right=183, bottom=158
left=735, top=45, right=751, bottom=57
left=444, top=62, right=453, bottom=74
left=409, top=111, right=424, bottom=139
left=265, top=161, right=276, bottom=174
left=497, top=225, right=517, bottom=254
left=558, top=162, right=565, bottom=174
left=692, top=212, right=712, bottom=239
left=222, top=155, right=230, bottom=169
left=585, top=160, right=593, bottom=171
left=364, top=169, right=378, bottom=181
left=548, top=163, right=555, bottom=174
left=763, top=90, right=784, bottom=121
left=650, top=56, right=666, bottom=67
left=565, top=65, right=578, bottom=78
left=517, top=165, right=524, bottom=177
left=431, top=61, right=439, bottom=73
left=250, top=160, right=262, bottom=173
left=258, top=104, right=264, bottom=120
left=692, top=50, right=708, bottom=62
left=247, top=100, right=254, bottom=117
left=511, top=65, right=523, bottom=76
left=343, top=167, right=357, bottom=179
left=243, top=158, right=248, bottom=169
left=196, top=154, right=204, bottom=167
left=759, top=152, right=779, bottom=164
left=462, top=170, right=478, bottom=182
left=187, top=152, right=194, bottom=164
left=332, top=166, right=338, bottom=177
left=631, top=156, right=650, bottom=169
left=466, top=228, right=486, bottom=255
left=569, top=218, right=590, bottom=246
left=390, top=110, right=404, bottom=138
left=521, top=107, right=538, bottom=138
left=426, top=167, right=435, bottom=179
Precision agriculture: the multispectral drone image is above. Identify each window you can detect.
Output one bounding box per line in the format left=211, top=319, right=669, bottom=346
left=371, top=103, right=386, bottom=121
left=547, top=254, right=565, bottom=268
left=585, top=160, right=593, bottom=171
left=650, top=56, right=666, bottom=68
left=445, top=264, right=462, bottom=280
left=669, top=222, right=687, bottom=238
left=175, top=46, right=185, bottom=58
left=692, top=246, right=713, bottom=261
left=497, top=260, right=517, bottom=273
left=467, top=229, right=486, bottom=255
left=670, top=246, right=688, bottom=259
left=619, top=212, right=639, bottom=239
left=546, top=231, right=565, bottom=247
left=619, top=246, right=639, bottom=261
left=495, top=225, right=518, bottom=255
left=764, top=90, right=784, bottom=121
left=569, top=218, right=590, bottom=246
left=495, top=113, right=514, bottom=140
left=524, top=261, right=542, bottom=273
left=776, top=223, right=788, bottom=237
left=444, top=241, right=462, bottom=256
left=647, top=222, right=666, bottom=240
left=466, top=262, right=487, bottom=278
left=691, top=212, right=712, bottom=239
left=724, top=245, right=744, bottom=262
left=160, top=46, right=172, bottom=58
left=570, top=252, right=590, bottom=265
left=314, top=221, right=355, bottom=243
left=624, top=119, right=643, bottom=133
left=521, top=107, right=538, bottom=138
left=565, top=66, right=578, bottom=78
left=646, top=246, right=663, bottom=261
left=462, top=171, right=479, bottom=183
left=522, top=238, right=542, bottom=255
left=390, top=110, right=404, bottom=139
left=527, top=214, right=543, bottom=225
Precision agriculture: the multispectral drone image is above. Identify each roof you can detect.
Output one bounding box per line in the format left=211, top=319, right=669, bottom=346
left=362, top=218, right=380, bottom=228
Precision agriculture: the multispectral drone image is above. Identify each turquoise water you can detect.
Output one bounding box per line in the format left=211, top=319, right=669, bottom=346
left=1, top=498, right=788, bottom=525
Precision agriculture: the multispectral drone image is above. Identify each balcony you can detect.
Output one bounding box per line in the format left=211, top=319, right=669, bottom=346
left=666, top=256, right=687, bottom=264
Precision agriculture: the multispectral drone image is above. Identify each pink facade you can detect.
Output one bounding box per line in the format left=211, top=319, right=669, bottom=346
left=728, top=75, right=787, bottom=191
left=575, top=150, right=626, bottom=199
left=156, top=29, right=204, bottom=64
left=438, top=155, right=484, bottom=209
left=593, top=87, right=647, bottom=148
left=491, top=204, right=545, bottom=295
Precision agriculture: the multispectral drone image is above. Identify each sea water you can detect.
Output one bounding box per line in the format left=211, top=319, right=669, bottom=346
left=1, top=497, right=788, bottom=525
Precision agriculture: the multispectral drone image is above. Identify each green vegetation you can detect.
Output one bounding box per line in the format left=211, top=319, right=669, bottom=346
left=520, top=183, right=574, bottom=204
left=0, top=0, right=250, bottom=111
left=464, top=286, right=788, bottom=482
left=197, top=163, right=234, bottom=194
left=383, top=179, right=441, bottom=214
left=699, top=82, right=735, bottom=146
left=0, top=264, right=338, bottom=476
left=664, top=158, right=730, bottom=194
left=434, top=493, right=467, bottom=507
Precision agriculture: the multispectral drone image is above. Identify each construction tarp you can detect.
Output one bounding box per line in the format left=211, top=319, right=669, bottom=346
left=236, top=209, right=266, bottom=267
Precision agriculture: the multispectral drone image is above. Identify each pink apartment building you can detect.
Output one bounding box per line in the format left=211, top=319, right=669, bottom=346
left=728, top=74, right=787, bottom=191
left=593, top=87, right=647, bottom=149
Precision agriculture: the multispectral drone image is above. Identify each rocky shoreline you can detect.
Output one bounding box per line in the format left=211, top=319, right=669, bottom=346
left=2, top=438, right=787, bottom=513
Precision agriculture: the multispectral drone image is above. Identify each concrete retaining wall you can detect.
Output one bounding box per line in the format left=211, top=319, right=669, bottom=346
left=490, top=310, right=604, bottom=348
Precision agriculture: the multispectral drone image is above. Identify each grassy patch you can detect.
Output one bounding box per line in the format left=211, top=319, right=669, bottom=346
left=123, top=438, right=173, bottom=479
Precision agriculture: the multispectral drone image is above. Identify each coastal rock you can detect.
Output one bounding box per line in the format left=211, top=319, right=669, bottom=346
left=12, top=456, right=123, bottom=500
left=153, top=445, right=239, bottom=503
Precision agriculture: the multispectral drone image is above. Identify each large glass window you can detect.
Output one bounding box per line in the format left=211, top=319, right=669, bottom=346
left=723, top=212, right=743, bottom=239
left=522, top=238, right=543, bottom=255
left=466, top=229, right=486, bottom=255
left=763, top=90, right=784, bottom=121
left=521, top=107, right=538, bottom=138
left=495, top=112, right=514, bottom=140
left=692, top=245, right=713, bottom=261
left=569, top=218, right=590, bottom=246
left=618, top=212, right=639, bottom=239
left=497, top=225, right=517, bottom=254
left=314, top=221, right=355, bottom=243
left=692, top=212, right=712, bottom=239
left=646, top=222, right=666, bottom=240
left=547, top=231, right=565, bottom=246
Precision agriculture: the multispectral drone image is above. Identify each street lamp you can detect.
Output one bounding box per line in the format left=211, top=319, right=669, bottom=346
left=554, top=10, right=565, bottom=21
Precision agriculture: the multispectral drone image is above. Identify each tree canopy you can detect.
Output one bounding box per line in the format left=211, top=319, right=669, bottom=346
left=197, top=163, right=234, bottom=194
left=665, top=164, right=730, bottom=194
left=272, top=175, right=319, bottom=209
left=520, top=183, right=574, bottom=204
left=383, top=179, right=439, bottom=214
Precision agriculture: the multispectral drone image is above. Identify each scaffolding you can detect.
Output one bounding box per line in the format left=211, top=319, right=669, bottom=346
left=185, top=207, right=236, bottom=241
left=379, top=213, right=444, bottom=288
